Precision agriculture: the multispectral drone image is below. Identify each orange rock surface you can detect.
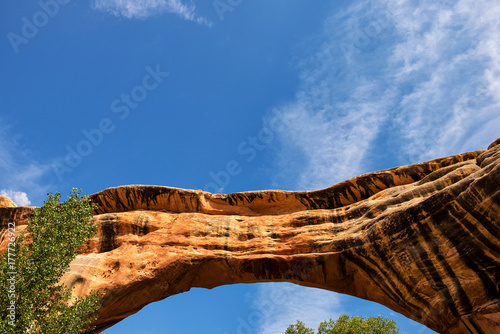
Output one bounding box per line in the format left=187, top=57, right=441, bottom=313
left=0, top=195, right=16, bottom=208
left=1, top=138, right=499, bottom=334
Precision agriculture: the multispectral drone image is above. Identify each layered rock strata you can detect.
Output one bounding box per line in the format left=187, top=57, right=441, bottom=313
left=1, top=138, right=499, bottom=334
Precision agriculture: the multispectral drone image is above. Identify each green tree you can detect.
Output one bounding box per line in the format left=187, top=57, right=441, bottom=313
left=286, top=315, right=401, bottom=334
left=285, top=320, right=315, bottom=334
left=0, top=189, right=104, bottom=334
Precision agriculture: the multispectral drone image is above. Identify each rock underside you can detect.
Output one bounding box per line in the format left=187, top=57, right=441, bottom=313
left=1, top=137, right=499, bottom=334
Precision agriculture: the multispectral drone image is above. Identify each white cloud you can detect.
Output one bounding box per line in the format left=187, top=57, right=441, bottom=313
left=267, top=0, right=500, bottom=191
left=0, top=123, right=51, bottom=206
left=0, top=189, right=31, bottom=206
left=388, top=0, right=500, bottom=160
left=92, top=0, right=212, bottom=26
left=250, top=283, right=342, bottom=334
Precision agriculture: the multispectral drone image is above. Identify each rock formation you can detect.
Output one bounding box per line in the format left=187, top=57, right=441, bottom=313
left=1, top=137, right=499, bottom=334
left=0, top=195, right=16, bottom=208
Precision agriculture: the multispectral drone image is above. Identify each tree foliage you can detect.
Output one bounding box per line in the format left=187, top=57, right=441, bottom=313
left=285, top=320, right=315, bottom=334
left=0, top=189, right=104, bottom=334
left=286, top=315, right=401, bottom=334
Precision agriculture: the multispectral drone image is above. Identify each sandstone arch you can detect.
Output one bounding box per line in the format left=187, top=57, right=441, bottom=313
left=1, top=137, right=499, bottom=333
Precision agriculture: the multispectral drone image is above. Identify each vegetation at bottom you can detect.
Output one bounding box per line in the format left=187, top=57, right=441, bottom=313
left=285, top=314, right=401, bottom=334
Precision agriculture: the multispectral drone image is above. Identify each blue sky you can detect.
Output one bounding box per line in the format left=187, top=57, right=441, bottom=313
left=1, top=0, right=499, bottom=333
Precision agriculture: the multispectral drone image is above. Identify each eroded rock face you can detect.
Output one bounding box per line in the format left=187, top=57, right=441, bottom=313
left=1, top=138, right=499, bottom=334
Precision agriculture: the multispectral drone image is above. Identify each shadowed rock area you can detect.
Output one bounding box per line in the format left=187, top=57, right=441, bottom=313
left=1, top=137, right=499, bottom=334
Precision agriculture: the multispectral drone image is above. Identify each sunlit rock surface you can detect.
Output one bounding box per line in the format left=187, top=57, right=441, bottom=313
left=1, top=137, right=499, bottom=334
left=0, top=196, right=17, bottom=208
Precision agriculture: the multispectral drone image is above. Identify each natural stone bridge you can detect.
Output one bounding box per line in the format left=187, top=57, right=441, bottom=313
left=1, top=137, right=499, bottom=334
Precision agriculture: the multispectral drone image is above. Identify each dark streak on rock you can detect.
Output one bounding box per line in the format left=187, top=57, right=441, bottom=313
left=100, top=217, right=117, bottom=253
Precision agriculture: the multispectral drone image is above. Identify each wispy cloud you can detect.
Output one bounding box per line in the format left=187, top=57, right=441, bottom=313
left=267, top=0, right=500, bottom=191
left=252, top=283, right=342, bottom=334
left=388, top=0, right=500, bottom=160
left=92, top=0, right=212, bottom=26
left=0, top=121, right=52, bottom=206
